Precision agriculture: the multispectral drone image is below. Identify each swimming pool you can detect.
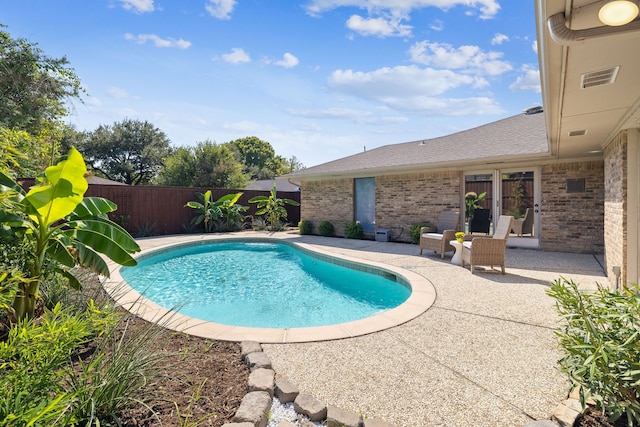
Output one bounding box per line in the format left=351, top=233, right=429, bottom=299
left=120, top=240, right=411, bottom=328
left=105, top=235, right=436, bottom=343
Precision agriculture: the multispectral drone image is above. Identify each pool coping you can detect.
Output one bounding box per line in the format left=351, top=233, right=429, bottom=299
left=103, top=233, right=436, bottom=343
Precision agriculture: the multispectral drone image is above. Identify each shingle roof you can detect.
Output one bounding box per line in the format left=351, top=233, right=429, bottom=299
left=284, top=112, right=549, bottom=179
left=245, top=179, right=300, bottom=192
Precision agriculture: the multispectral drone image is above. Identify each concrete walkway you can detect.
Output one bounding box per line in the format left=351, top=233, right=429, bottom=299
left=258, top=233, right=606, bottom=427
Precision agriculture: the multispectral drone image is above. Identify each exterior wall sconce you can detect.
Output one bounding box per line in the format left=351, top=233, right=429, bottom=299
left=599, top=0, right=639, bottom=26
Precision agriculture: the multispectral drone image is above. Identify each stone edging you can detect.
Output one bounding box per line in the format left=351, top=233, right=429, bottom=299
left=221, top=341, right=395, bottom=427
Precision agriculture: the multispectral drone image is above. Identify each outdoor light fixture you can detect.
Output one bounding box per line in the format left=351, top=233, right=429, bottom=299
left=599, top=0, right=639, bottom=26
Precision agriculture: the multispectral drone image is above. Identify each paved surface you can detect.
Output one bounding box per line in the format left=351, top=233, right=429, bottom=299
left=128, top=232, right=606, bottom=427
left=259, top=232, right=606, bottom=427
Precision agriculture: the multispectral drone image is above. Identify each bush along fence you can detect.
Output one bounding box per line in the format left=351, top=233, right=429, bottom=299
left=19, top=179, right=301, bottom=237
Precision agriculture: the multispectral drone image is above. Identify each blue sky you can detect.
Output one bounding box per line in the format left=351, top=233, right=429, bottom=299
left=1, top=0, right=541, bottom=167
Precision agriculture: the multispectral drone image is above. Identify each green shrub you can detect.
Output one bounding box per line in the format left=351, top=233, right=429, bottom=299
left=298, top=220, right=313, bottom=235
left=318, top=221, right=334, bottom=237
left=344, top=221, right=363, bottom=239
left=0, top=302, right=118, bottom=427
left=409, top=223, right=432, bottom=244
left=547, top=278, right=640, bottom=426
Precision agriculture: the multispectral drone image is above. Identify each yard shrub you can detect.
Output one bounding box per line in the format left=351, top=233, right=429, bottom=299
left=547, top=278, right=640, bottom=426
left=409, top=223, right=431, bottom=244
left=185, top=191, right=248, bottom=232
left=344, top=221, right=363, bottom=239
left=318, top=221, right=334, bottom=237
left=249, top=184, right=299, bottom=231
left=0, top=302, right=118, bottom=427
left=298, top=220, right=313, bottom=235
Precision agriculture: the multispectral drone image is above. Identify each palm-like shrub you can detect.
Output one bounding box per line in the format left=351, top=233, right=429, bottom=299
left=248, top=184, right=299, bottom=231
left=548, top=278, right=640, bottom=426
left=185, top=191, right=248, bottom=232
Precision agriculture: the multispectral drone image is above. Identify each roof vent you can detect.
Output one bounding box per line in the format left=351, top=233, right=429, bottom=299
left=581, top=66, right=619, bottom=89
left=524, top=106, right=543, bottom=115
left=569, top=129, right=587, bottom=137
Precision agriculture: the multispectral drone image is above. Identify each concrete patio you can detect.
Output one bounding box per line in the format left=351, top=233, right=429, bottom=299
left=126, top=231, right=606, bottom=426
left=259, top=232, right=606, bottom=427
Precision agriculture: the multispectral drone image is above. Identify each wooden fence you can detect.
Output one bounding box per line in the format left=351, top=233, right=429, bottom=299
left=19, top=180, right=301, bottom=236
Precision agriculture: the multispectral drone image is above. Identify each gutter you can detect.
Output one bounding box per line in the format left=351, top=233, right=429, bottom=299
left=547, top=12, right=640, bottom=45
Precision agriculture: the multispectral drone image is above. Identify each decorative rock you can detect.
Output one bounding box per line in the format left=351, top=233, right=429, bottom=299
left=275, top=377, right=299, bottom=403
left=221, top=423, right=255, bottom=427
left=362, top=419, right=395, bottom=427
left=245, top=351, right=272, bottom=371
left=294, top=393, right=327, bottom=422
left=523, top=421, right=559, bottom=427
left=299, top=420, right=319, bottom=427
left=327, top=405, right=361, bottom=427
left=552, top=399, right=582, bottom=427
left=248, top=368, right=275, bottom=397
left=276, top=421, right=297, bottom=427
left=232, top=391, right=271, bottom=427
left=241, top=341, right=263, bottom=357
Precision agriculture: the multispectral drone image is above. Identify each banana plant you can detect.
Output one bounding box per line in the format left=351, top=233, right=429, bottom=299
left=248, top=184, right=300, bottom=231
left=0, top=148, right=140, bottom=320
left=185, top=190, right=246, bottom=232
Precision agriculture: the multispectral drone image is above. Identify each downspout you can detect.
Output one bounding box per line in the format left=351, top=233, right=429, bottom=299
left=547, top=12, right=640, bottom=45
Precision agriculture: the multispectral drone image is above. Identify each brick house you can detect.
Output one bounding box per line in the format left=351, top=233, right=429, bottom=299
left=284, top=0, right=640, bottom=288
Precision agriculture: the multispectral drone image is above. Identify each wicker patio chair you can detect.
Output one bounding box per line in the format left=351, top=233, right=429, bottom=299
left=462, top=215, right=514, bottom=274
left=419, top=210, right=460, bottom=258
left=511, top=208, right=533, bottom=236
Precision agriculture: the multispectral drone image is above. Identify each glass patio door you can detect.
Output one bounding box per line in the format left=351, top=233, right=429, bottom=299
left=465, top=168, right=540, bottom=249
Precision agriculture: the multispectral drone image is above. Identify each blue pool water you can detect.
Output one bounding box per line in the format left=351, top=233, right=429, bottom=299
left=120, top=240, right=411, bottom=328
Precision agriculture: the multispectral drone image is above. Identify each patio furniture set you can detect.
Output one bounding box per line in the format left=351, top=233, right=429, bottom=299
left=419, top=210, right=516, bottom=274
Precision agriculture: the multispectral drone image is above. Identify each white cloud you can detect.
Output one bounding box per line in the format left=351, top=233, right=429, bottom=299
left=532, top=40, right=538, bottom=54
left=221, top=48, right=251, bottom=64
left=346, top=14, right=412, bottom=37
left=305, top=0, right=500, bottom=20
left=107, top=86, right=129, bottom=99
left=509, top=66, right=541, bottom=92
left=430, top=19, right=444, bottom=31
left=408, top=40, right=512, bottom=76
left=205, top=0, right=236, bottom=19
left=491, top=33, right=509, bottom=45
left=286, top=107, right=407, bottom=125
left=124, top=33, right=191, bottom=49
left=120, top=0, right=154, bottom=13
left=274, top=53, right=299, bottom=68
left=329, top=65, right=473, bottom=98
left=326, top=65, right=504, bottom=114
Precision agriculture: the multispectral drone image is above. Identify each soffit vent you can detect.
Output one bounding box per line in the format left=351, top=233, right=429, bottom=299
left=581, top=66, right=619, bottom=89
left=569, top=129, right=587, bottom=136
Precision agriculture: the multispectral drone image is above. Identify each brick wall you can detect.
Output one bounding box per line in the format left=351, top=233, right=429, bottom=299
left=300, top=171, right=461, bottom=241
left=300, top=179, right=354, bottom=236
left=540, top=160, right=605, bottom=254
left=604, top=131, right=627, bottom=287
left=300, top=161, right=606, bottom=252
left=375, top=171, right=461, bottom=242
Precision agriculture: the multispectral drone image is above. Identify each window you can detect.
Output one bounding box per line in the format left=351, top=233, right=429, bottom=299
left=355, top=177, right=375, bottom=232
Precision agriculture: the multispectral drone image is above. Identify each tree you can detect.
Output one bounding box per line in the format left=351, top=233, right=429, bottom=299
left=0, top=25, right=82, bottom=135
left=156, top=140, right=248, bottom=189
left=229, top=136, right=275, bottom=179
left=80, top=119, right=171, bottom=185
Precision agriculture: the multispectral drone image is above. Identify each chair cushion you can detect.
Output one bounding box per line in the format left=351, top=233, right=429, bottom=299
left=462, top=241, right=473, bottom=249
left=422, top=233, right=444, bottom=239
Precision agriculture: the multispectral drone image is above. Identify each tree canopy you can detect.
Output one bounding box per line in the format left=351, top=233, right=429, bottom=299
left=0, top=25, right=82, bottom=135
left=228, top=136, right=303, bottom=180
left=79, top=119, right=172, bottom=185
left=0, top=25, right=84, bottom=177
left=156, top=140, right=249, bottom=189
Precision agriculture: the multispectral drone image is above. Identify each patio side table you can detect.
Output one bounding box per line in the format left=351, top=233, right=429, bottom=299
left=450, top=240, right=463, bottom=266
